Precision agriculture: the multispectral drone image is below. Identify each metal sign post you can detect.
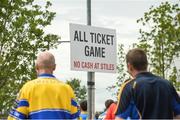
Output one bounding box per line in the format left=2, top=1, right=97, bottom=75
left=87, top=0, right=95, bottom=119
left=87, top=72, right=95, bottom=120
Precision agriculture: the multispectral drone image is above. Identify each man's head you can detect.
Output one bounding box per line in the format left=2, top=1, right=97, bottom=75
left=126, top=48, right=148, bottom=77
left=80, top=100, right=87, bottom=112
left=35, top=51, right=56, bottom=75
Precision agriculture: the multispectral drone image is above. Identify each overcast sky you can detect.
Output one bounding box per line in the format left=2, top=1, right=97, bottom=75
left=42, top=0, right=179, bottom=111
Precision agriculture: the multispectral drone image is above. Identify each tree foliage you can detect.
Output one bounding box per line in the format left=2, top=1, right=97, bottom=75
left=136, top=2, right=180, bottom=90
left=66, top=78, right=87, bottom=103
left=0, top=0, right=59, bottom=115
left=108, top=1, right=180, bottom=97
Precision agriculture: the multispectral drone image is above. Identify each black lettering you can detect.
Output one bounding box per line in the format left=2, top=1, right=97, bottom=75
left=84, top=32, right=88, bottom=42
left=89, top=33, right=114, bottom=45
left=110, top=35, right=114, bottom=45
left=84, top=46, right=106, bottom=58
left=79, top=31, right=83, bottom=42
left=85, top=46, right=89, bottom=56
left=102, top=47, right=105, bottom=58
left=90, top=32, right=95, bottom=43
left=97, top=33, right=101, bottom=44
left=74, top=31, right=79, bottom=41
left=101, top=34, right=106, bottom=45
left=94, top=33, right=97, bottom=43
left=94, top=47, right=100, bottom=57
left=106, top=35, right=110, bottom=45
left=90, top=46, right=95, bottom=57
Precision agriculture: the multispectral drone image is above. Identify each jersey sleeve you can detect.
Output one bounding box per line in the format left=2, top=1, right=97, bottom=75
left=8, top=86, right=29, bottom=120
left=170, top=84, right=180, bottom=116
left=68, top=85, right=80, bottom=119
left=115, top=80, right=138, bottom=119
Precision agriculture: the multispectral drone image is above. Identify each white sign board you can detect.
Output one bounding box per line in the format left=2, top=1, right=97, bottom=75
left=70, top=23, right=116, bottom=73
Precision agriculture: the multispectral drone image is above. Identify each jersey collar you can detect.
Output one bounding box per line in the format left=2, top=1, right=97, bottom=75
left=38, top=73, right=56, bottom=78
left=136, top=72, right=153, bottom=78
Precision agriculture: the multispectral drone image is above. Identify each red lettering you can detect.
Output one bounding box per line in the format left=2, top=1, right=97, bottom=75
left=100, top=63, right=114, bottom=70
left=74, top=61, right=80, bottom=68
left=94, top=63, right=100, bottom=69
left=81, top=62, right=94, bottom=69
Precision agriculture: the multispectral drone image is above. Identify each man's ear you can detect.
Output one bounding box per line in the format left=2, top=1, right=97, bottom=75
left=127, top=62, right=134, bottom=74
left=53, top=64, right=56, bottom=71
left=130, top=64, right=133, bottom=72
left=35, top=64, right=39, bottom=72
left=127, top=63, right=132, bottom=71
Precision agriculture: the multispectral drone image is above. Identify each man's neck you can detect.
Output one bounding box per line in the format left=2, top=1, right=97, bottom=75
left=37, top=70, right=53, bottom=76
left=81, top=111, right=87, bottom=114
left=133, top=70, right=147, bottom=78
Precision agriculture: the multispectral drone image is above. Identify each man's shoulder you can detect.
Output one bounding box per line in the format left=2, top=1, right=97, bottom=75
left=22, top=78, right=70, bottom=89
left=134, top=72, right=174, bottom=95
left=119, top=79, right=135, bottom=100
left=121, top=79, right=135, bottom=91
left=22, top=79, right=37, bottom=88
left=135, top=72, right=171, bottom=85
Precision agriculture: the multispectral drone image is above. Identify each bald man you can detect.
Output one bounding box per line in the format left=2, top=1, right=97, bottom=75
left=8, top=51, right=80, bottom=119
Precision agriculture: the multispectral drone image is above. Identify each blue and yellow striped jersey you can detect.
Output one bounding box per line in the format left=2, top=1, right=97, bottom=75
left=80, top=111, right=88, bottom=120
left=8, top=74, right=80, bottom=119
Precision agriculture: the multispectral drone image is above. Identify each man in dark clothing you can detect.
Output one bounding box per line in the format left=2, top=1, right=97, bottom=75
left=115, top=48, right=180, bottom=119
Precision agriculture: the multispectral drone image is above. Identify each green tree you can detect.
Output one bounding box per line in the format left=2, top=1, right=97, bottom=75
left=66, top=78, right=87, bottom=103
left=0, top=0, right=59, bottom=115
left=136, top=2, right=180, bottom=90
